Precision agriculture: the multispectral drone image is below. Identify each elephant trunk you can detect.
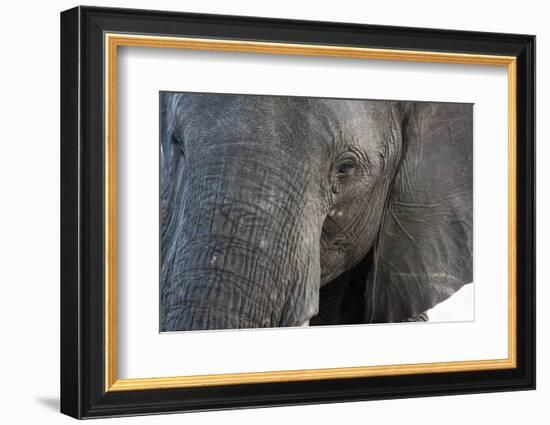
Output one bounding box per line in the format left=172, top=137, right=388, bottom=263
left=161, top=144, right=322, bottom=331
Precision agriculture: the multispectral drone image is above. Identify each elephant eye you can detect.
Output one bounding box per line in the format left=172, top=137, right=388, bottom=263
left=171, top=132, right=186, bottom=159
left=335, top=159, right=356, bottom=176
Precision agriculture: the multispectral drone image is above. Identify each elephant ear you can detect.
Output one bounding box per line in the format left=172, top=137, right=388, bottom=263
left=364, top=102, right=473, bottom=323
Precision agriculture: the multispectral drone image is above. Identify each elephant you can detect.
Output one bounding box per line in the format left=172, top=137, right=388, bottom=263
left=159, top=92, right=473, bottom=331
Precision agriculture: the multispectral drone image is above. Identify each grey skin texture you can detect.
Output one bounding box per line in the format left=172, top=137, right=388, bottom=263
left=160, top=92, right=473, bottom=331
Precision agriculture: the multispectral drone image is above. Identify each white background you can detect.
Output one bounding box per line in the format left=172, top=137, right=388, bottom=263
left=0, top=0, right=546, bottom=424
left=118, top=47, right=502, bottom=379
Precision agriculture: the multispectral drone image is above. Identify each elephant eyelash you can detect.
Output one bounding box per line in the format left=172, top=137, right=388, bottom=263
left=334, top=150, right=378, bottom=178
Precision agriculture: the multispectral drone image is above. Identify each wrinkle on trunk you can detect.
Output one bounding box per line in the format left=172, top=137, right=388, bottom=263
left=161, top=144, right=322, bottom=331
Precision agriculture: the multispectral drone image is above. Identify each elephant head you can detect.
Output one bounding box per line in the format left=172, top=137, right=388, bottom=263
left=160, top=93, right=472, bottom=331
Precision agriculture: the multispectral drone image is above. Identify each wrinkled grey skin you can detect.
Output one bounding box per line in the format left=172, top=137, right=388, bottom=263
left=160, top=93, right=473, bottom=331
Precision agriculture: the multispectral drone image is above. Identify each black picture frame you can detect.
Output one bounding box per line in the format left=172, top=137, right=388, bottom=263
left=60, top=5, right=535, bottom=419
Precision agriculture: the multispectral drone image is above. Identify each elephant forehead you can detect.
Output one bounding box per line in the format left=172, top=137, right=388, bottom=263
left=319, top=100, right=395, bottom=145
left=176, top=93, right=393, bottom=151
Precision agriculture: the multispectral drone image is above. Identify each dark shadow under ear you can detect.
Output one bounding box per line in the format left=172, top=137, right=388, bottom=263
left=310, top=250, right=373, bottom=326
left=364, top=101, right=474, bottom=323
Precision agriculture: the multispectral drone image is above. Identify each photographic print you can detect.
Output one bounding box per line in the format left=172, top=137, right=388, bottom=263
left=159, top=92, right=473, bottom=332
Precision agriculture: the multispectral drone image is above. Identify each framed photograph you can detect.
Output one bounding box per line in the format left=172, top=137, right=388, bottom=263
left=60, top=6, right=535, bottom=419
